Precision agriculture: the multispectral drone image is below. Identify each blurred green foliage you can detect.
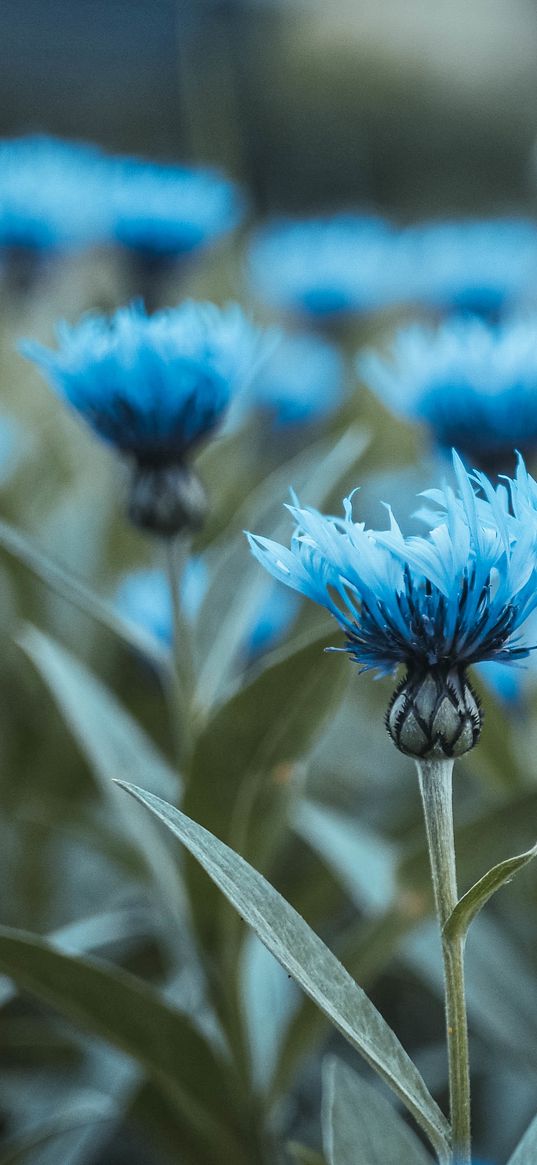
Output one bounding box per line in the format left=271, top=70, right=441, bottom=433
left=0, top=4, right=537, bottom=1163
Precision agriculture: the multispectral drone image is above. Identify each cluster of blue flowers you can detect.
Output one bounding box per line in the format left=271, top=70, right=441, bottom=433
left=0, top=135, right=243, bottom=265
left=248, top=213, right=537, bottom=322
left=359, top=316, right=537, bottom=464
left=248, top=452, right=537, bottom=680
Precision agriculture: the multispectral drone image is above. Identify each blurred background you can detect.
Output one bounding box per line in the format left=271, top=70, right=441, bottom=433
left=1, top=2, right=537, bottom=1164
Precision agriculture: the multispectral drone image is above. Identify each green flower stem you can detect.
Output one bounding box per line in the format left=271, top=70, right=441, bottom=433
left=164, top=536, right=194, bottom=769
left=415, top=758, right=471, bottom=1165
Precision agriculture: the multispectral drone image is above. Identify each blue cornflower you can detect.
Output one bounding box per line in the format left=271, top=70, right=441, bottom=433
left=109, top=156, right=244, bottom=259
left=400, top=218, right=537, bottom=315
left=359, top=316, right=537, bottom=466
left=247, top=214, right=405, bottom=319
left=21, top=300, right=263, bottom=534
left=0, top=135, right=110, bottom=253
left=115, top=562, right=208, bottom=642
left=247, top=453, right=537, bottom=757
left=250, top=330, right=344, bottom=427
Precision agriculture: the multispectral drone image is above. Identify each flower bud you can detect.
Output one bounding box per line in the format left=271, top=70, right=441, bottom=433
left=128, top=462, right=207, bottom=537
left=386, top=667, right=482, bottom=760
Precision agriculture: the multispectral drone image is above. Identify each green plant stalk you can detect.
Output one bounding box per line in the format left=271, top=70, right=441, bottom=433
left=164, top=536, right=194, bottom=769
left=416, top=759, right=471, bottom=1165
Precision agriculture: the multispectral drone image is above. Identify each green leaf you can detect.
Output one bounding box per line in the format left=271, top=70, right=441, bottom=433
left=293, top=800, right=398, bottom=916
left=195, top=424, right=370, bottom=710
left=443, top=842, right=537, bottom=943
left=184, top=628, right=345, bottom=946
left=322, top=1056, right=433, bottom=1165
left=0, top=925, right=247, bottom=1163
left=17, top=626, right=188, bottom=935
left=507, top=1113, right=537, bottom=1163
left=286, top=1144, right=325, bottom=1165
left=116, top=782, right=451, bottom=1162
left=0, top=1105, right=115, bottom=1165
left=271, top=908, right=417, bottom=1105
left=0, top=516, right=169, bottom=672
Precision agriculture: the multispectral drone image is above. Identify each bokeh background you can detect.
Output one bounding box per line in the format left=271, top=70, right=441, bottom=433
left=1, top=2, right=537, bottom=1163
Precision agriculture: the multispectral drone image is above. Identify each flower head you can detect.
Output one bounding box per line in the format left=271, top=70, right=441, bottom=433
left=0, top=135, right=110, bottom=252
left=22, top=300, right=259, bottom=459
left=248, top=214, right=404, bottom=319
left=22, top=300, right=264, bottom=534
left=359, top=316, right=537, bottom=466
left=110, top=157, right=244, bottom=258
left=399, top=218, right=537, bottom=315
left=247, top=453, right=537, bottom=757
left=251, top=330, right=344, bottom=427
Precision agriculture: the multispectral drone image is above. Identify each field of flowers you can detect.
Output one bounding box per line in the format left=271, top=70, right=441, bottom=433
left=0, top=5, right=537, bottom=1164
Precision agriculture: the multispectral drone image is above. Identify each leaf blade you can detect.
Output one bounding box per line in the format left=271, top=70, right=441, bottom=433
left=117, top=782, right=451, bottom=1161
left=322, top=1057, right=433, bottom=1165
left=0, top=516, right=169, bottom=671
left=507, top=1113, right=537, bottom=1164
left=444, top=843, right=537, bottom=943
left=0, top=925, right=246, bottom=1162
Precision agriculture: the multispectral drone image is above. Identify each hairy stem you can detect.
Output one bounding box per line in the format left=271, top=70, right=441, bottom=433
left=415, top=759, right=471, bottom=1165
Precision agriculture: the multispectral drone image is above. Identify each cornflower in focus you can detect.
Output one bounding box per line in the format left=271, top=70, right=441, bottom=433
left=400, top=218, right=537, bottom=317
left=359, top=316, right=537, bottom=472
left=21, top=301, right=264, bottom=536
left=248, top=214, right=406, bottom=320
left=248, top=452, right=537, bottom=759
left=0, top=135, right=110, bottom=286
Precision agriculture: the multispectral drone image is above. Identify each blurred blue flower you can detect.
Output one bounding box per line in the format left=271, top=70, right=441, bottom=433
left=0, top=135, right=110, bottom=251
left=115, top=561, right=208, bottom=641
left=251, top=330, right=345, bottom=426
left=247, top=214, right=404, bottom=319
left=401, top=218, right=537, bottom=315
left=359, top=316, right=537, bottom=462
left=21, top=300, right=261, bottom=462
left=115, top=562, right=298, bottom=658
left=110, top=156, right=244, bottom=258
left=247, top=451, right=537, bottom=678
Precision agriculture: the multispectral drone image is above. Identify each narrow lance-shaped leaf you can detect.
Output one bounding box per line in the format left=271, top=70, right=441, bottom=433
left=322, top=1056, right=433, bottom=1165
left=17, top=625, right=194, bottom=950
left=443, top=842, right=537, bottom=943
left=184, top=628, right=345, bottom=948
left=0, top=926, right=248, bottom=1164
left=507, top=1113, right=537, bottom=1164
left=116, top=782, right=451, bottom=1163
left=0, top=516, right=169, bottom=671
